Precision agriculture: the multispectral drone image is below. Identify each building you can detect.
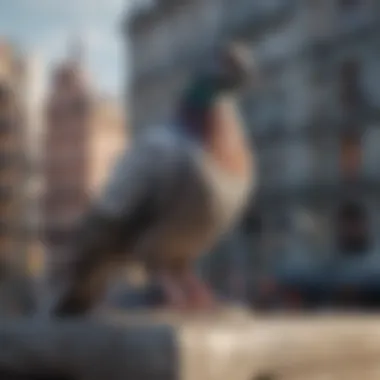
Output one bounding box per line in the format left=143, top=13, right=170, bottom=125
left=0, top=40, right=30, bottom=269
left=234, top=0, right=380, bottom=271
left=0, top=39, right=36, bottom=314
left=125, top=0, right=380, bottom=297
left=42, top=41, right=127, bottom=265
left=19, top=53, right=46, bottom=277
left=42, top=43, right=92, bottom=256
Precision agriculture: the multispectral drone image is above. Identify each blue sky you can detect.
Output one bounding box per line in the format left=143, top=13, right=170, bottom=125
left=0, top=0, right=136, bottom=96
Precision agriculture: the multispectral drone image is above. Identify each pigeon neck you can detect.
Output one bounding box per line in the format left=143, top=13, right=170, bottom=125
left=202, top=96, right=253, bottom=178
left=176, top=71, right=230, bottom=142
left=176, top=108, right=209, bottom=142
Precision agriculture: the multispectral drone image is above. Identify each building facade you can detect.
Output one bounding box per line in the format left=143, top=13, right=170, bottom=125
left=88, top=96, right=126, bottom=194
left=0, top=40, right=30, bottom=272
left=42, top=42, right=126, bottom=267
left=42, top=47, right=92, bottom=256
left=126, top=0, right=380, bottom=293
left=236, top=0, right=380, bottom=271
left=20, top=53, right=46, bottom=277
left=0, top=40, right=37, bottom=314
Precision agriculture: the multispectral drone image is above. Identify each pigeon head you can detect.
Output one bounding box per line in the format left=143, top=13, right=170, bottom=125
left=218, top=41, right=253, bottom=91
left=177, top=42, right=254, bottom=139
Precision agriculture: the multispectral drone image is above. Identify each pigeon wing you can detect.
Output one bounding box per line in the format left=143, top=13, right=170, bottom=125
left=47, top=132, right=187, bottom=316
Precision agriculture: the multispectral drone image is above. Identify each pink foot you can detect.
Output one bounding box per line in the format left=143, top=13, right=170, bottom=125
left=157, top=272, right=217, bottom=311
left=181, top=273, right=217, bottom=310
left=157, top=273, right=187, bottom=309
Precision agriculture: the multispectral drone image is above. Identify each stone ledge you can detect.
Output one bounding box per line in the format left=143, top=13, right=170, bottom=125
left=0, top=310, right=380, bottom=380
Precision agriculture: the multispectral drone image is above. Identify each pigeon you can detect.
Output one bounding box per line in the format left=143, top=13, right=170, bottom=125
left=46, top=42, right=258, bottom=316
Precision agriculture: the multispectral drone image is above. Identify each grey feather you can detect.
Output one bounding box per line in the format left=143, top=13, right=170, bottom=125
left=44, top=120, right=253, bottom=316
left=44, top=127, right=210, bottom=315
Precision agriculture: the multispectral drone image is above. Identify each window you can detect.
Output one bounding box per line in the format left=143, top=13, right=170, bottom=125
left=363, top=128, right=380, bottom=175
left=340, top=134, right=362, bottom=178
left=336, top=200, right=370, bottom=255
left=0, top=83, right=11, bottom=105
left=339, top=60, right=361, bottom=109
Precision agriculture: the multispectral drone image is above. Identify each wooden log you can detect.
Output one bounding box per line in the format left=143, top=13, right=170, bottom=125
left=1, top=309, right=380, bottom=380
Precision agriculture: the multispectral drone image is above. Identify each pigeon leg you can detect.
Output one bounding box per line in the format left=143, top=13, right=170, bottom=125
left=155, top=272, right=188, bottom=309
left=181, top=271, right=217, bottom=309
left=155, top=271, right=216, bottom=310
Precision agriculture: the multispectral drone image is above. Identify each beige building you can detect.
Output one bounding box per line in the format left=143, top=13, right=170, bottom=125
left=42, top=41, right=127, bottom=269
left=0, top=40, right=30, bottom=269
left=88, top=95, right=126, bottom=195
left=0, top=39, right=37, bottom=314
